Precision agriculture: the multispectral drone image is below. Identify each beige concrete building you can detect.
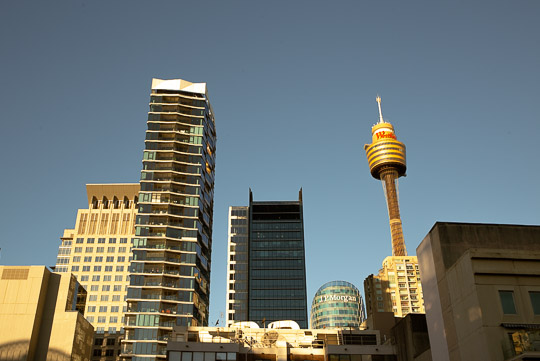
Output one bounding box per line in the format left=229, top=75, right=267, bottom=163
left=167, top=322, right=396, bottom=361
left=417, top=222, right=540, bottom=361
left=0, top=266, right=93, bottom=360
left=54, top=183, right=139, bottom=360
left=364, top=256, right=425, bottom=319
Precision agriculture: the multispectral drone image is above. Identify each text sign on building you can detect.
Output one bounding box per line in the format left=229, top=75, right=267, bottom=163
left=318, top=294, right=357, bottom=303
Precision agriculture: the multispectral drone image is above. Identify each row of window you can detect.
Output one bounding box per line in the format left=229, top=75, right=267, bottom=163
left=79, top=274, right=129, bottom=282
left=500, top=290, right=540, bottom=315
left=169, top=351, right=236, bottom=361
left=72, top=256, right=130, bottom=263
left=95, top=326, right=122, bottom=334
left=72, top=265, right=126, bottom=273
left=74, top=247, right=128, bottom=253
left=88, top=285, right=124, bottom=292
left=87, top=294, right=125, bottom=302
left=76, top=237, right=129, bottom=244
left=88, top=305, right=125, bottom=313
left=86, top=316, right=122, bottom=323
left=251, top=231, right=303, bottom=240
left=93, top=349, right=117, bottom=357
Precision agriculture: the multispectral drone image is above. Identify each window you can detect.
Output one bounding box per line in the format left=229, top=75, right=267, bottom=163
left=102, top=285, right=110, bottom=291
left=105, top=266, right=113, bottom=272
left=499, top=291, right=517, bottom=314
left=92, top=275, right=100, bottom=282
left=95, top=256, right=103, bottom=262
left=74, top=247, right=82, bottom=253
left=112, top=295, right=121, bottom=302
left=530, top=292, right=540, bottom=315
left=120, top=238, right=128, bottom=243
left=108, top=247, right=115, bottom=253
left=98, top=238, right=106, bottom=244
left=109, top=316, right=118, bottom=323
left=90, top=285, right=99, bottom=291
left=84, top=256, right=92, bottom=262
left=114, top=285, right=122, bottom=291
left=87, top=316, right=95, bottom=323
left=117, top=256, right=125, bottom=262
left=76, top=238, right=84, bottom=244
left=85, top=247, right=93, bottom=253
left=115, top=275, right=123, bottom=281
left=94, top=266, right=102, bottom=272
left=119, top=247, right=127, bottom=253
left=73, top=256, right=81, bottom=262
left=105, top=350, right=114, bottom=356
left=116, top=266, right=124, bottom=272
left=87, top=238, right=95, bottom=244
left=88, top=306, right=96, bottom=312
left=82, top=266, right=90, bottom=272
left=101, top=295, right=109, bottom=301
left=106, top=256, right=114, bottom=262
left=103, top=275, right=111, bottom=282
left=109, top=238, right=116, bottom=244
left=71, top=266, right=79, bottom=272
left=98, top=316, right=106, bottom=323
left=81, top=275, right=89, bottom=282
left=97, top=247, right=104, bottom=253
left=94, top=338, right=103, bottom=346
left=111, top=306, right=119, bottom=313
left=88, top=295, right=97, bottom=301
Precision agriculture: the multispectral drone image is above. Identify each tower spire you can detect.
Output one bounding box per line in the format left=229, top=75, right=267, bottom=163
left=376, top=95, right=384, bottom=123
left=365, top=96, right=408, bottom=256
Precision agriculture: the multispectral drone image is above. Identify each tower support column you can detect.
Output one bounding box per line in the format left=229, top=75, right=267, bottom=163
left=380, top=167, right=407, bottom=256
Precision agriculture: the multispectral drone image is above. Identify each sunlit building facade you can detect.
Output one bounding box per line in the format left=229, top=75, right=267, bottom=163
left=225, top=206, right=249, bottom=326
left=310, top=280, right=365, bottom=329
left=0, top=266, right=94, bottom=360
left=123, top=78, right=216, bottom=359
left=364, top=256, right=424, bottom=318
left=54, top=183, right=139, bottom=360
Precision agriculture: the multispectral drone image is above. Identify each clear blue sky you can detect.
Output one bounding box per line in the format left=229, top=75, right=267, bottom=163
left=1, top=1, right=539, bottom=325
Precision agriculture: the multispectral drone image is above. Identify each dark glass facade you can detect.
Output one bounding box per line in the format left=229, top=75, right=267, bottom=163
left=247, top=190, right=308, bottom=328
left=123, top=79, right=216, bottom=359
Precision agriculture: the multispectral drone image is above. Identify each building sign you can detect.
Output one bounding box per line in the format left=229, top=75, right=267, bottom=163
left=375, top=131, right=397, bottom=140
left=318, top=294, right=357, bottom=303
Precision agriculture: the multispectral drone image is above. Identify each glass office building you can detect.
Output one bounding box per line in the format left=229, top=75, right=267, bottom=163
left=123, top=78, right=216, bottom=359
left=310, top=281, right=365, bottom=329
left=227, top=190, right=308, bottom=328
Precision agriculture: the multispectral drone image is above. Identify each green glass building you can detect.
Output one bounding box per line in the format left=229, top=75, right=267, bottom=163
left=310, top=281, right=365, bottom=329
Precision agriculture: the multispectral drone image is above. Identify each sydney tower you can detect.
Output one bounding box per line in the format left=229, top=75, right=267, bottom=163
left=364, top=97, right=408, bottom=256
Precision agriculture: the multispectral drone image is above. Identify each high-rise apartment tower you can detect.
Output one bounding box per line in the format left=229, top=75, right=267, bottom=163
left=364, top=96, right=407, bottom=256
left=226, top=190, right=308, bottom=328
left=123, top=78, right=216, bottom=359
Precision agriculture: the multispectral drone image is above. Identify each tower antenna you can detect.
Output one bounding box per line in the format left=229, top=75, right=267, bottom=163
left=376, top=95, right=384, bottom=123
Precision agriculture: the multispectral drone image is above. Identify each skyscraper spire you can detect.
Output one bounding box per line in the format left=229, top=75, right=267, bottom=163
left=364, top=96, right=407, bottom=256
left=376, top=95, right=384, bottom=124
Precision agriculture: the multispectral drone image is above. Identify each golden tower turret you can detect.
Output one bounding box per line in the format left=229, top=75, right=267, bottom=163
left=364, top=96, right=407, bottom=256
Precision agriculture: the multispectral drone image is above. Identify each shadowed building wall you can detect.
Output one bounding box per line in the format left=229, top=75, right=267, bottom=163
left=417, top=222, right=540, bottom=361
